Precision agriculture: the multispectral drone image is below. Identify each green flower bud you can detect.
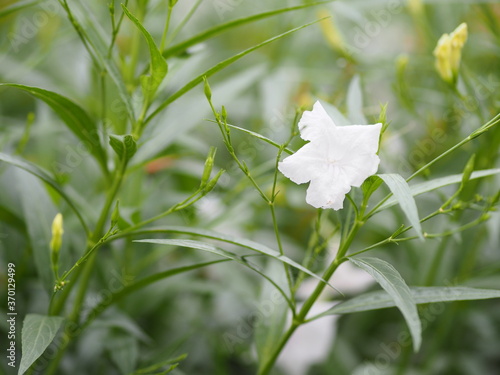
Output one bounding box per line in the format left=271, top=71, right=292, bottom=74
left=221, top=106, right=228, bottom=121
left=203, top=169, right=225, bottom=195
left=203, top=77, right=212, bottom=101
left=201, top=147, right=217, bottom=188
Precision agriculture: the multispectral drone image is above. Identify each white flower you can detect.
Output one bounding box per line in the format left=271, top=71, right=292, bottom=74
left=278, top=101, right=382, bottom=210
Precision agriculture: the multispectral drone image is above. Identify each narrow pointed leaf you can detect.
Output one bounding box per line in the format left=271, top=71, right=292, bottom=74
left=18, top=314, right=64, bottom=375
left=163, top=2, right=331, bottom=57
left=0, top=84, right=107, bottom=170
left=122, top=5, right=168, bottom=97
left=315, top=287, right=500, bottom=318
left=116, top=225, right=333, bottom=289
left=349, top=256, right=422, bottom=351
left=378, top=173, right=424, bottom=241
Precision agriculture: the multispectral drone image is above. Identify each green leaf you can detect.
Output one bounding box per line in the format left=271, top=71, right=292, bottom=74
left=122, top=226, right=333, bottom=290
left=0, top=0, right=42, bottom=18
left=379, top=169, right=500, bottom=211
left=314, top=286, right=500, bottom=317
left=0, top=152, right=89, bottom=234
left=163, top=2, right=331, bottom=58
left=0, top=84, right=107, bottom=171
left=146, top=18, right=325, bottom=124
left=109, top=134, right=138, bottom=163
left=121, top=5, right=168, bottom=98
left=378, top=174, right=424, bottom=241
left=15, top=169, right=57, bottom=292
left=255, top=261, right=289, bottom=372
left=18, top=314, right=64, bottom=375
left=347, top=75, right=367, bottom=125
left=348, top=257, right=422, bottom=351
left=134, top=239, right=294, bottom=309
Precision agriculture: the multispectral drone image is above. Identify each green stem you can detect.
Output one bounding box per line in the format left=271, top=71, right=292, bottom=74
left=269, top=126, right=298, bottom=300
left=258, top=322, right=299, bottom=375
left=159, top=4, right=173, bottom=52
left=58, top=0, right=99, bottom=67
left=348, top=209, right=448, bottom=258
left=100, top=69, right=107, bottom=125
left=293, top=209, right=324, bottom=293
left=258, top=221, right=361, bottom=375
left=167, top=0, right=202, bottom=44
left=269, top=202, right=294, bottom=300
left=108, top=0, right=129, bottom=57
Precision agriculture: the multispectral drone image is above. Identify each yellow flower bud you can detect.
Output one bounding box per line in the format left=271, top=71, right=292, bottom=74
left=450, top=23, right=468, bottom=47
left=450, top=23, right=468, bottom=73
left=433, top=34, right=453, bottom=83
left=50, top=213, right=64, bottom=253
left=50, top=213, right=64, bottom=279
left=433, top=23, right=468, bottom=84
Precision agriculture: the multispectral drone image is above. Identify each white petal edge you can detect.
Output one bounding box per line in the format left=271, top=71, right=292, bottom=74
left=298, top=101, right=336, bottom=142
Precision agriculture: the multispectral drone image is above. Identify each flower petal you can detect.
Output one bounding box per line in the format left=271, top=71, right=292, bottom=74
left=305, top=168, right=351, bottom=210
left=333, top=123, right=382, bottom=156
left=338, top=153, right=380, bottom=187
left=278, top=142, right=328, bottom=184
left=298, top=101, right=336, bottom=142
